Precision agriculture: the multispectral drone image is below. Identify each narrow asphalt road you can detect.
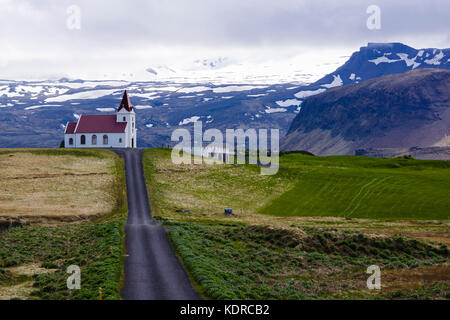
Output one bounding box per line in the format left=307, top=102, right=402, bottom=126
left=113, top=149, right=199, bottom=300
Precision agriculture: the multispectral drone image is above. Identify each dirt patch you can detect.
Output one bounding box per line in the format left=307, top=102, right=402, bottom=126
left=0, top=281, right=34, bottom=300
left=7, top=263, right=58, bottom=276
left=382, top=264, right=450, bottom=292
left=0, top=262, right=57, bottom=300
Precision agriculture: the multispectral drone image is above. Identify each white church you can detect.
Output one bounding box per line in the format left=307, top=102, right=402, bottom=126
left=64, top=90, right=137, bottom=148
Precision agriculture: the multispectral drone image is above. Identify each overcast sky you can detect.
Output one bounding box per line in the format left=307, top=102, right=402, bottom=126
left=0, top=0, right=449, bottom=80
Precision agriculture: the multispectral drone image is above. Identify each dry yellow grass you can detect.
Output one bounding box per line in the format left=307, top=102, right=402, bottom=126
left=0, top=150, right=119, bottom=224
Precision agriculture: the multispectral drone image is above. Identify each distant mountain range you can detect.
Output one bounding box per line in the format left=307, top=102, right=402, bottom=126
left=0, top=42, right=449, bottom=149
left=282, top=68, right=450, bottom=156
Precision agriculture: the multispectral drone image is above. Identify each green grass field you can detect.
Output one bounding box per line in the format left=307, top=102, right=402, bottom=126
left=143, top=148, right=449, bottom=300
left=144, top=148, right=450, bottom=221
left=261, top=154, right=450, bottom=220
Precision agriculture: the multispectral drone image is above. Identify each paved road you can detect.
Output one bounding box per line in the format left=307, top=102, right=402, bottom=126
left=113, top=149, right=199, bottom=300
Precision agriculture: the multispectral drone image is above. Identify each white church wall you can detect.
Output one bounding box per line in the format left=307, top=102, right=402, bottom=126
left=65, top=134, right=76, bottom=148
left=70, top=132, right=126, bottom=148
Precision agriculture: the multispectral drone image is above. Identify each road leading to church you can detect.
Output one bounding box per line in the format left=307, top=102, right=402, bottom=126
left=113, top=149, right=199, bottom=300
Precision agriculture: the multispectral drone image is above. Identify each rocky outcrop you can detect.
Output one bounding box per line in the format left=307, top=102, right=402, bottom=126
left=282, top=68, right=450, bottom=156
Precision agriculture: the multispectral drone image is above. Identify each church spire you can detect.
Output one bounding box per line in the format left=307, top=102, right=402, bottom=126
left=118, top=90, right=133, bottom=112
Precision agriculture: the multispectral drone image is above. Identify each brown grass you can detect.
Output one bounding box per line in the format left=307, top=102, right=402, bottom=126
left=0, top=150, right=118, bottom=224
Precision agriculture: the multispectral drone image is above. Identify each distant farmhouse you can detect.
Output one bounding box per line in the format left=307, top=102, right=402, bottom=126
left=64, top=90, right=137, bottom=148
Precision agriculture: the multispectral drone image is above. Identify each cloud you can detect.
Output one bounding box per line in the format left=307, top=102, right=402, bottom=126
left=0, top=0, right=448, bottom=79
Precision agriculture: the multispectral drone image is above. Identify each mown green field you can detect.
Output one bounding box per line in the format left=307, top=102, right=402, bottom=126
left=261, top=154, right=450, bottom=220
left=144, top=148, right=450, bottom=221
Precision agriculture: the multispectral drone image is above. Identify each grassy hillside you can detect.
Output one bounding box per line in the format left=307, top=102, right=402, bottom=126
left=0, top=149, right=127, bottom=300
left=143, top=148, right=449, bottom=300
left=261, top=154, right=450, bottom=220
left=144, top=148, right=450, bottom=221
left=143, top=148, right=296, bottom=219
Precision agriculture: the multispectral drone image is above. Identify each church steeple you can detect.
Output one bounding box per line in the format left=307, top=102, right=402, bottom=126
left=118, top=90, right=133, bottom=112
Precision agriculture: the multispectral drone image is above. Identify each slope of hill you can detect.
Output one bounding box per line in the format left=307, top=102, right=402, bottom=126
left=282, top=68, right=450, bottom=155
left=144, top=148, right=450, bottom=221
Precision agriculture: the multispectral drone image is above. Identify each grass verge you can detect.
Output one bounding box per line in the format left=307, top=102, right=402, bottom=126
left=168, top=222, right=449, bottom=299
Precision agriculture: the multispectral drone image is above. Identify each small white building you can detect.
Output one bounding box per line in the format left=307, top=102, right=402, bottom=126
left=64, top=90, right=137, bottom=148
left=203, top=144, right=234, bottom=163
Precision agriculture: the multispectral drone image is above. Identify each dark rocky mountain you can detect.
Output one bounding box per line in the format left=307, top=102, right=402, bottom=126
left=0, top=43, right=449, bottom=148
left=312, top=42, right=450, bottom=88
left=282, top=68, right=450, bottom=156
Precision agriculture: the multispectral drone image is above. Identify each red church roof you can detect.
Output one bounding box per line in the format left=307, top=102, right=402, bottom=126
left=75, top=115, right=127, bottom=133
left=65, top=122, right=77, bottom=134
left=118, top=90, right=133, bottom=112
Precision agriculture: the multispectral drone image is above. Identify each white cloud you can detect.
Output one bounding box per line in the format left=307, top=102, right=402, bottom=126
left=0, top=0, right=448, bottom=81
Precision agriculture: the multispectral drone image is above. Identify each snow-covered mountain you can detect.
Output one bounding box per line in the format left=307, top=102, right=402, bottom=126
left=1, top=43, right=449, bottom=148
left=141, top=53, right=347, bottom=85
left=313, top=42, right=450, bottom=87
left=282, top=68, right=450, bottom=157
left=281, top=43, right=450, bottom=156
left=0, top=80, right=302, bottom=148
left=279, top=43, right=450, bottom=106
